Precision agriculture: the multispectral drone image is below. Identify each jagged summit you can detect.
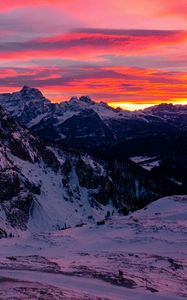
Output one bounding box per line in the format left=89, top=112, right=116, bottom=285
left=0, top=86, right=53, bottom=125
left=79, top=95, right=93, bottom=104
left=20, top=86, right=37, bottom=93
left=19, top=86, right=45, bottom=99
left=69, top=96, right=79, bottom=103
left=68, top=95, right=95, bottom=107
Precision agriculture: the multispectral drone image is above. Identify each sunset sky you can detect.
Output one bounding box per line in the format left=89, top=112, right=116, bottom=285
left=0, top=0, right=187, bottom=109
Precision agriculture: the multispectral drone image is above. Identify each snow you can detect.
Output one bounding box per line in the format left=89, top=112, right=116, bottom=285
left=11, top=131, right=22, bottom=140
left=0, top=87, right=137, bottom=130
left=130, top=156, right=160, bottom=171
left=1, top=88, right=187, bottom=134
left=81, top=154, right=105, bottom=175
left=0, top=195, right=186, bottom=299
left=7, top=151, right=115, bottom=232
left=27, top=112, right=49, bottom=128
left=170, top=178, right=183, bottom=186
left=0, top=269, right=181, bottom=300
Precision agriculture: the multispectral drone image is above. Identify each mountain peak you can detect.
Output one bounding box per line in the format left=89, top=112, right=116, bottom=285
left=144, top=102, right=187, bottom=114
left=21, top=86, right=32, bottom=92
left=152, top=103, right=174, bottom=111
left=19, top=86, right=44, bottom=99
left=79, top=96, right=93, bottom=104
left=69, top=96, right=79, bottom=104
left=68, top=96, right=94, bottom=106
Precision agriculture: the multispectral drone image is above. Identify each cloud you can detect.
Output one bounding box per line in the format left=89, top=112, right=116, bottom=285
left=75, top=28, right=181, bottom=37
left=0, top=6, right=80, bottom=40
left=1, top=0, right=186, bottom=30
left=0, top=1, right=186, bottom=105
left=0, top=29, right=185, bottom=59
left=99, top=54, right=187, bottom=71
left=159, top=0, right=187, bottom=19
left=0, top=66, right=186, bottom=103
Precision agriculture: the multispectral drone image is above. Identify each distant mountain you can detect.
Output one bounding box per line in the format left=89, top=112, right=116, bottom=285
left=144, top=103, right=187, bottom=130
left=1, top=87, right=187, bottom=150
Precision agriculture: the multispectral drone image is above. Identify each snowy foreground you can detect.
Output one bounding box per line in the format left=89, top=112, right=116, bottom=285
left=0, top=196, right=186, bottom=300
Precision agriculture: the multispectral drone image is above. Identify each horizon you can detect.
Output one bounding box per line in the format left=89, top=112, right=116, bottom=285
left=1, top=85, right=187, bottom=111
left=0, top=1, right=187, bottom=107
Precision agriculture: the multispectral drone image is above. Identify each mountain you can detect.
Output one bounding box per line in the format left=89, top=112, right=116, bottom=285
left=1, top=87, right=186, bottom=150
left=0, top=105, right=114, bottom=237
left=1, top=87, right=187, bottom=193
left=0, top=103, right=183, bottom=237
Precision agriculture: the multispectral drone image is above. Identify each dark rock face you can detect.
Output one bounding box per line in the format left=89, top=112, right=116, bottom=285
left=0, top=108, right=40, bottom=163
left=108, top=159, right=183, bottom=210
left=0, top=228, right=7, bottom=239
left=2, top=193, right=33, bottom=230
left=105, top=117, right=177, bottom=140
left=75, top=158, right=113, bottom=205
left=109, top=160, right=161, bottom=210
left=62, top=159, right=72, bottom=176
left=58, top=109, right=115, bottom=148
left=0, top=166, right=39, bottom=231
left=62, top=154, right=181, bottom=211
left=0, top=149, right=41, bottom=231
left=0, top=171, right=20, bottom=201
left=76, top=158, right=105, bottom=189
left=41, top=147, right=60, bottom=172
left=0, top=107, right=44, bottom=234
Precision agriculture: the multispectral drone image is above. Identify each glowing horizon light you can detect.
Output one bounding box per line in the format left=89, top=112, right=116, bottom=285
left=108, top=101, right=187, bottom=111
left=173, top=99, right=187, bottom=105
left=108, top=102, right=160, bottom=111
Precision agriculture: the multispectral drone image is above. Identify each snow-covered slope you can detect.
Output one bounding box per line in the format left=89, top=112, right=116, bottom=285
left=0, top=106, right=118, bottom=236
left=14, top=150, right=116, bottom=233
left=0, top=195, right=186, bottom=299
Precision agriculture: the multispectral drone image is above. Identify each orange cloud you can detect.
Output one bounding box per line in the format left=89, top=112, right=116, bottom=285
left=1, top=65, right=186, bottom=105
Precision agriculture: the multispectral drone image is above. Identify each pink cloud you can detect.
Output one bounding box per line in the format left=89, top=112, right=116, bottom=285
left=0, top=65, right=186, bottom=104
left=0, top=29, right=185, bottom=60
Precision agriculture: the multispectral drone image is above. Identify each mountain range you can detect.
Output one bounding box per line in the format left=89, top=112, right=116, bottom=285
left=0, top=86, right=186, bottom=237
left=1, top=86, right=187, bottom=148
